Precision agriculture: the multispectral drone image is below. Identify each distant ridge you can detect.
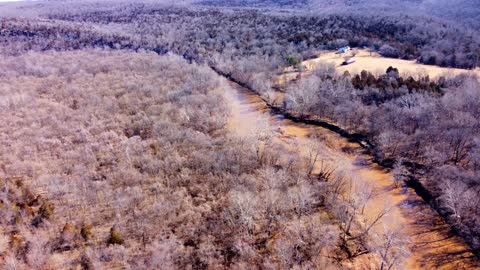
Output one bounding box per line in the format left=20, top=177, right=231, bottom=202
left=198, top=0, right=309, bottom=8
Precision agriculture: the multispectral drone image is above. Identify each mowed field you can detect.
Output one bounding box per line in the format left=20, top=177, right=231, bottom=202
left=279, top=49, right=480, bottom=84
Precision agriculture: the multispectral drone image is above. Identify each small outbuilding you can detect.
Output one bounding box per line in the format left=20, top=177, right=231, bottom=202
left=336, top=46, right=351, bottom=54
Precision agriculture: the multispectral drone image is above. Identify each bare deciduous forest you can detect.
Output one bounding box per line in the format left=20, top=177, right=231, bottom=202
left=0, top=0, right=479, bottom=269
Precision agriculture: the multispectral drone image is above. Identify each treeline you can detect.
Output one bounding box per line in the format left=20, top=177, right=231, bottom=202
left=1, top=2, right=477, bottom=91
left=200, top=0, right=480, bottom=29
left=0, top=18, right=143, bottom=55
left=350, top=67, right=443, bottom=94
left=48, top=3, right=480, bottom=69
left=198, top=0, right=308, bottom=8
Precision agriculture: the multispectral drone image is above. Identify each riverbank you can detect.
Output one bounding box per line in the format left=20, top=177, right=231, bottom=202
left=223, top=73, right=479, bottom=269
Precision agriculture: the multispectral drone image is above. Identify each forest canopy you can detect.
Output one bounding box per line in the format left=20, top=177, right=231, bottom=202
left=0, top=0, right=479, bottom=269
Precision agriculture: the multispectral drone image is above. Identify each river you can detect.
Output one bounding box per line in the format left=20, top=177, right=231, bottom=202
left=224, top=79, right=479, bottom=269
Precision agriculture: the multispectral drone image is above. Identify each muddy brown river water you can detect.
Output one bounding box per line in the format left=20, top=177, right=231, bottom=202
left=224, top=80, right=479, bottom=270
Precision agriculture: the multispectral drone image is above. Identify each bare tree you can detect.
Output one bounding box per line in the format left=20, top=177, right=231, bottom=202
left=148, top=237, right=182, bottom=270
left=289, top=182, right=314, bottom=217
left=392, top=159, right=408, bottom=188
left=229, top=191, right=258, bottom=234
left=371, top=226, right=411, bottom=270
left=333, top=176, right=391, bottom=256
left=304, top=136, right=323, bottom=177
left=26, top=234, right=49, bottom=269
left=2, top=255, right=25, bottom=270
left=285, top=76, right=321, bottom=118
left=439, top=179, right=467, bottom=221
left=251, top=117, right=275, bottom=165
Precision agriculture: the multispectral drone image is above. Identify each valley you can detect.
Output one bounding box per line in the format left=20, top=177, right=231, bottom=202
left=0, top=1, right=479, bottom=269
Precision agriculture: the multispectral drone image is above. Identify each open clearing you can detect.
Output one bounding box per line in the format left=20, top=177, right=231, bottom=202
left=279, top=49, right=480, bottom=85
